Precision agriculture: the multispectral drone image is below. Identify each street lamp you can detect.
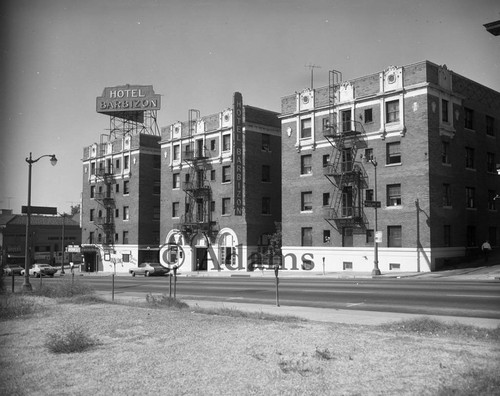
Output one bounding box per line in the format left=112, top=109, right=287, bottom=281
left=23, top=152, right=58, bottom=291
left=366, top=156, right=381, bottom=276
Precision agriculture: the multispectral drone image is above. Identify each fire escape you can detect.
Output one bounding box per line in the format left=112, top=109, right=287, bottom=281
left=175, top=109, right=218, bottom=241
left=323, top=70, right=367, bottom=230
left=94, top=140, right=115, bottom=250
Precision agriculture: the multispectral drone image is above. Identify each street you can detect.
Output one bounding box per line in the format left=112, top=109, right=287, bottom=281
left=40, top=275, right=500, bottom=319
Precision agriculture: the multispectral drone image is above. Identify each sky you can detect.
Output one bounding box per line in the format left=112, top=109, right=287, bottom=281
left=0, top=0, right=499, bottom=214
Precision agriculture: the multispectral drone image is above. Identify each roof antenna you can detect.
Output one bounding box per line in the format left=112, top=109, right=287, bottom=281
left=305, top=64, right=321, bottom=89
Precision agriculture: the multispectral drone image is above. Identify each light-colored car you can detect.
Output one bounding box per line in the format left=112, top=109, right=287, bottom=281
left=3, top=265, right=24, bottom=276
left=129, top=262, right=170, bottom=277
left=21, top=263, right=58, bottom=278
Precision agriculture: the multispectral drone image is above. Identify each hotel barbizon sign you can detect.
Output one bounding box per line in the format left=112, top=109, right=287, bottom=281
left=96, top=85, right=161, bottom=118
left=233, top=92, right=243, bottom=216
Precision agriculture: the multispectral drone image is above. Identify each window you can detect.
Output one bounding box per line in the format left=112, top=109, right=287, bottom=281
left=365, top=189, right=374, bottom=201
left=389, top=263, right=401, bottom=271
left=301, top=227, right=312, bottom=246
left=486, top=116, right=495, bottom=136
left=115, top=208, right=119, bottom=218
left=90, top=209, right=95, bottom=221
left=222, top=134, right=231, bottom=151
left=386, top=142, right=401, bottom=164
left=443, top=183, right=451, bottom=207
left=364, top=148, right=374, bottom=162
left=172, top=202, right=180, bottom=218
left=124, top=155, right=130, bottom=170
left=487, top=152, right=496, bottom=173
left=364, top=108, right=373, bottom=123
left=122, top=232, right=129, bottom=245
left=442, top=99, right=449, bottom=123
left=388, top=226, right=402, bottom=247
left=173, top=145, right=180, bottom=161
left=123, top=180, right=129, bottom=195
left=153, top=182, right=161, bottom=195
left=211, top=201, right=215, bottom=212
left=466, top=187, right=475, bottom=208
left=301, top=155, right=312, bottom=175
left=222, top=198, right=230, bottom=215
left=465, top=147, right=475, bottom=169
left=387, top=184, right=401, bottom=206
left=323, top=230, right=331, bottom=243
left=262, top=134, right=270, bottom=151
left=262, top=165, right=271, bottom=182
left=366, top=229, right=374, bottom=244
left=123, top=206, right=130, bottom=220
left=442, top=141, right=450, bottom=164
left=222, top=166, right=231, bottom=183
left=210, top=139, right=216, bottom=151
left=89, top=232, right=94, bottom=244
left=464, top=108, right=474, bottom=129
left=443, top=225, right=451, bottom=247
left=115, top=233, right=119, bottom=243
left=301, top=191, right=313, bottom=211
left=341, top=110, right=352, bottom=132
left=173, top=173, right=180, bottom=189
left=322, top=117, right=331, bottom=131
left=115, top=159, right=120, bottom=170
left=97, top=233, right=102, bottom=243
left=488, top=190, right=497, bottom=210
left=323, top=192, right=330, bottom=206
left=262, top=197, right=271, bottom=215
left=322, top=154, right=330, bottom=168
left=210, top=169, right=216, bottom=181
left=90, top=185, right=95, bottom=198
left=343, top=262, right=353, bottom=270
left=386, top=100, right=399, bottom=123
left=115, top=183, right=120, bottom=193
left=300, top=118, right=312, bottom=139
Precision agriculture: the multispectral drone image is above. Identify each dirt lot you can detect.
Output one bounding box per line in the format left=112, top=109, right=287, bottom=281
left=1, top=298, right=499, bottom=395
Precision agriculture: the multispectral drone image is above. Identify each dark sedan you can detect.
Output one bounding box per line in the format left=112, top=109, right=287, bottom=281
left=129, top=262, right=170, bottom=277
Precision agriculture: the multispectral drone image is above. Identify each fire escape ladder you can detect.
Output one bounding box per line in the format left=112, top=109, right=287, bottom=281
left=323, top=70, right=368, bottom=230
left=175, top=110, right=218, bottom=242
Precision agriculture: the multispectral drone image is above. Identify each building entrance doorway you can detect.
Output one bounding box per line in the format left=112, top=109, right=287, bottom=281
left=82, top=252, right=97, bottom=272
left=194, top=247, right=208, bottom=271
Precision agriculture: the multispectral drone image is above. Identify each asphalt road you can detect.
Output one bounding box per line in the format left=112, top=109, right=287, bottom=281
left=74, top=276, right=500, bottom=319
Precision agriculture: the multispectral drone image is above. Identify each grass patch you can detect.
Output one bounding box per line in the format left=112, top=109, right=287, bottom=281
left=193, top=306, right=305, bottom=323
left=145, top=293, right=190, bottom=309
left=437, top=368, right=500, bottom=395
left=380, top=316, right=500, bottom=341
left=314, top=347, right=335, bottom=361
left=45, top=323, right=100, bottom=354
left=0, top=294, right=42, bottom=320
left=33, top=278, right=94, bottom=299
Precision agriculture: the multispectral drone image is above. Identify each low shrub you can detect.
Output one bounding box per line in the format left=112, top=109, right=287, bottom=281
left=193, top=306, right=304, bottom=323
left=0, top=294, right=41, bottom=320
left=45, top=324, right=100, bottom=354
left=145, top=293, right=189, bottom=309
left=437, top=368, right=500, bottom=395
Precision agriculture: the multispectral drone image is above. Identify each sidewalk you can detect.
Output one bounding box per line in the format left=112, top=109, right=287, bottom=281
left=78, top=263, right=500, bottom=281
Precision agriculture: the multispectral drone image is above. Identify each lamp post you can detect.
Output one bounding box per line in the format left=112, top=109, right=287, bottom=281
left=367, top=157, right=381, bottom=276
left=60, top=213, right=67, bottom=275
left=23, top=152, right=58, bottom=291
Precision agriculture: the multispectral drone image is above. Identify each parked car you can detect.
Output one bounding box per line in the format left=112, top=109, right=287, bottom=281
left=3, top=265, right=24, bottom=276
left=20, top=263, right=58, bottom=277
left=129, top=262, right=170, bottom=277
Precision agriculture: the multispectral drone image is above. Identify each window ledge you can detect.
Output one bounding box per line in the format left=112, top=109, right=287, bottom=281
left=385, top=162, right=402, bottom=168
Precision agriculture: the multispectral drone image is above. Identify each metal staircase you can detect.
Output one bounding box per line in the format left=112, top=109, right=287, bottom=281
left=174, top=110, right=218, bottom=241
left=323, top=70, right=367, bottom=230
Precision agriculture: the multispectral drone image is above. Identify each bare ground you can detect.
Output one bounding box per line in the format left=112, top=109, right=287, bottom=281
left=1, top=298, right=499, bottom=396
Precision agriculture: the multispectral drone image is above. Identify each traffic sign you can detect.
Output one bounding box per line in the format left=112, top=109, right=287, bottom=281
left=364, top=200, right=381, bottom=208
left=66, top=245, right=81, bottom=253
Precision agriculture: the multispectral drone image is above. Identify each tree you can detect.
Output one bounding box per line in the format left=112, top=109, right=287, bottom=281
left=70, top=204, right=80, bottom=216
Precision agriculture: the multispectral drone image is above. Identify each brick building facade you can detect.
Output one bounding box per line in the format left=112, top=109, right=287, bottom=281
left=159, top=93, right=281, bottom=273
left=279, top=61, right=500, bottom=272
